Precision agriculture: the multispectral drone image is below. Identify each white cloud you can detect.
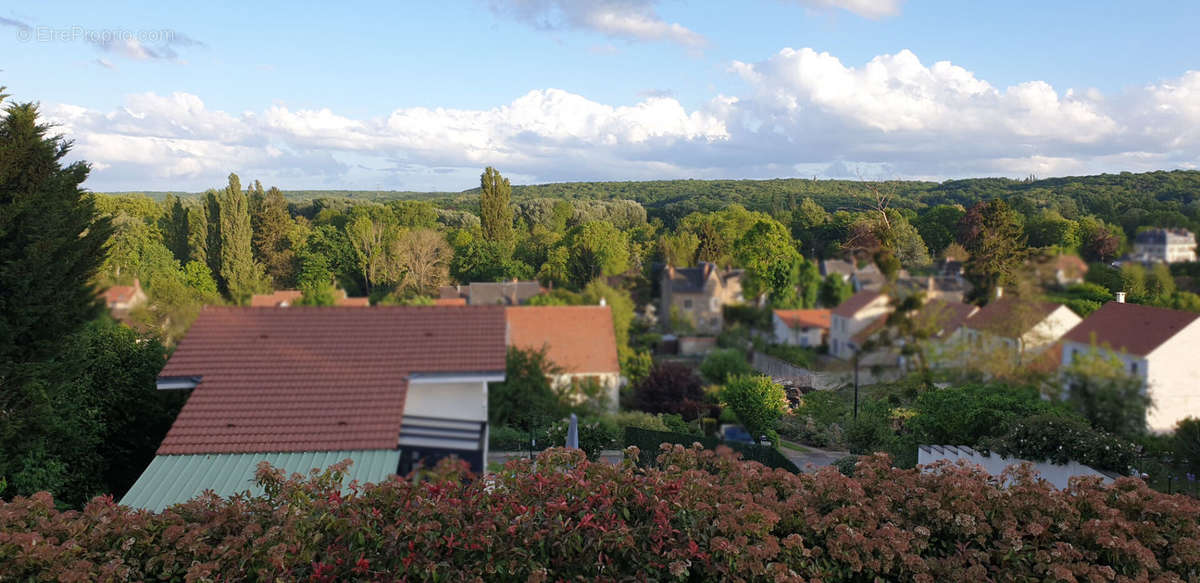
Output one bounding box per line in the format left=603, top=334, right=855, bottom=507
left=37, top=47, right=1200, bottom=191
left=786, top=0, right=902, bottom=19
left=490, top=0, right=706, bottom=47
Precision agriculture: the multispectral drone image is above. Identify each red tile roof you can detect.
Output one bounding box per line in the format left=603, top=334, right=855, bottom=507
left=914, top=299, right=979, bottom=338
left=434, top=298, right=468, bottom=306
left=831, top=290, right=885, bottom=318
left=102, top=279, right=143, bottom=306
left=506, top=306, right=620, bottom=374
left=250, top=290, right=370, bottom=307
left=1062, top=301, right=1199, bottom=356
left=157, top=306, right=507, bottom=455
left=250, top=290, right=303, bottom=307
left=963, top=298, right=1064, bottom=336
left=774, top=309, right=832, bottom=330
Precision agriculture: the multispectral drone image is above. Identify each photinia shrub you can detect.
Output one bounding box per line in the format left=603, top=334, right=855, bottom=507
left=1, top=446, right=1198, bottom=581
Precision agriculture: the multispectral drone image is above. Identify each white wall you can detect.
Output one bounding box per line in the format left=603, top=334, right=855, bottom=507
left=1023, top=305, right=1081, bottom=353
left=829, top=296, right=890, bottom=360
left=1145, top=319, right=1200, bottom=432
left=918, top=446, right=1113, bottom=490
left=404, top=380, right=487, bottom=421
left=772, top=315, right=823, bottom=347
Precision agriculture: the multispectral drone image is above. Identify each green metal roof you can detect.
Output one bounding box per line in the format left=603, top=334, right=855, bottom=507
left=120, top=449, right=401, bottom=512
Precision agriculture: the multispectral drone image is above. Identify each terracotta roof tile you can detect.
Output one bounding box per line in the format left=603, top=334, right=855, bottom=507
left=831, top=290, right=885, bottom=318
left=1062, top=301, right=1199, bottom=356
left=774, top=309, right=831, bottom=330
left=434, top=298, right=468, bottom=306
left=250, top=290, right=370, bottom=307
left=157, top=306, right=506, bottom=455
left=963, top=298, right=1063, bottom=336
left=506, top=306, right=620, bottom=374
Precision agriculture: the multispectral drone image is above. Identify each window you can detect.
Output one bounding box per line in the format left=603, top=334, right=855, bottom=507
left=1131, top=362, right=1139, bottom=375
left=683, top=299, right=693, bottom=309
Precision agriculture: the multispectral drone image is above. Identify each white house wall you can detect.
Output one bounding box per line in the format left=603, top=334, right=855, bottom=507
left=1145, top=320, right=1200, bottom=432
left=1023, top=306, right=1082, bottom=353
left=404, top=381, right=488, bottom=421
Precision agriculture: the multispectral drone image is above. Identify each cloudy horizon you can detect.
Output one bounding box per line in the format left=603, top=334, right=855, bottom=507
left=4, top=1, right=1198, bottom=191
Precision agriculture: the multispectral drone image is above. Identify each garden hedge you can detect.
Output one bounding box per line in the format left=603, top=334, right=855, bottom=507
left=624, top=426, right=800, bottom=473
left=2, top=446, right=1199, bottom=581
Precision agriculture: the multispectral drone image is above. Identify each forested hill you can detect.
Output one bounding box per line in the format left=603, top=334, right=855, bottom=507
left=103, top=169, right=1200, bottom=232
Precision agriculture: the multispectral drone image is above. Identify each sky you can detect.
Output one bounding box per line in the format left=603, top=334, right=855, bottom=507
left=1, top=0, right=1198, bottom=192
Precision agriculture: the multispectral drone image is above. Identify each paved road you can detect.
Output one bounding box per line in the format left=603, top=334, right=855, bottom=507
left=781, top=445, right=848, bottom=472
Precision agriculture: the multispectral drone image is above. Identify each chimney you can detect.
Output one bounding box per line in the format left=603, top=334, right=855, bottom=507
left=994, top=286, right=1003, bottom=300
left=1115, top=291, right=1126, bottom=303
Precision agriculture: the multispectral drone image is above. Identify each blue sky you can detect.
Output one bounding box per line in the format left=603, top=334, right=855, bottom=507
left=2, top=1, right=1199, bottom=191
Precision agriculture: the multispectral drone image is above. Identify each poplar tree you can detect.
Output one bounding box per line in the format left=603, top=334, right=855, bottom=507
left=480, top=166, right=513, bottom=244
left=217, top=173, right=258, bottom=303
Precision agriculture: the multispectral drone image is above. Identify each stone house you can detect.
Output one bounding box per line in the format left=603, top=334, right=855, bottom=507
left=660, top=262, right=744, bottom=335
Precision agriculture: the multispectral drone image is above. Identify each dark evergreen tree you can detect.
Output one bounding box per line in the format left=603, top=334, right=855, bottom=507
left=252, top=186, right=296, bottom=287
left=159, top=194, right=191, bottom=264
left=958, top=200, right=1027, bottom=303
left=0, top=92, right=114, bottom=500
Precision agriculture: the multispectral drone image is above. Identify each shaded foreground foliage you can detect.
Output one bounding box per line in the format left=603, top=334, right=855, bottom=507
left=3, top=447, right=1200, bottom=581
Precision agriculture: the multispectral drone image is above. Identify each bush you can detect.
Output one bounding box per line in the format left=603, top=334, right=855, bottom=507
left=4, top=449, right=1199, bottom=581
left=907, top=383, right=1063, bottom=447
left=832, top=454, right=860, bottom=476
left=622, top=427, right=799, bottom=473
left=632, top=361, right=707, bottom=419
left=720, top=375, right=788, bottom=445
left=488, top=425, right=528, bottom=451
left=982, top=414, right=1138, bottom=474
left=545, top=416, right=620, bottom=459
left=699, top=348, right=753, bottom=384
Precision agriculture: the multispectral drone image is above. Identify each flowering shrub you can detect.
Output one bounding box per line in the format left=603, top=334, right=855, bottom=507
left=2, top=446, right=1199, bottom=581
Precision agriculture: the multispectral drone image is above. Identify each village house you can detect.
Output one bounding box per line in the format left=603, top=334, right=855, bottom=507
left=102, top=278, right=147, bottom=318
left=1132, top=228, right=1196, bottom=263
left=250, top=289, right=370, bottom=307
left=439, top=280, right=546, bottom=306
left=506, top=305, right=622, bottom=412
left=660, top=262, right=744, bottom=335
left=1060, top=297, right=1200, bottom=432
left=121, top=306, right=507, bottom=512
left=1035, top=254, right=1089, bottom=287
left=960, top=293, right=1081, bottom=360
left=828, top=290, right=890, bottom=360
left=771, top=309, right=831, bottom=347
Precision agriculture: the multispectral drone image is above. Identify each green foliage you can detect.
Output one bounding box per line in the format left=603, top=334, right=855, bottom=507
left=734, top=218, right=803, bottom=307
left=619, top=347, right=653, bottom=386
left=913, top=204, right=965, bottom=256
left=479, top=166, right=513, bottom=244
left=699, top=349, right=753, bottom=384
left=566, top=221, right=630, bottom=287
left=215, top=174, right=262, bottom=303
left=487, top=425, right=528, bottom=451
left=581, top=279, right=634, bottom=347
left=623, top=427, right=799, bottom=472
left=0, top=97, right=117, bottom=501
left=1173, top=417, right=1200, bottom=476
left=760, top=342, right=816, bottom=368
left=489, top=346, right=565, bottom=431
left=721, top=375, right=788, bottom=445
left=1061, top=347, right=1150, bottom=437
left=545, top=416, right=621, bottom=459
left=818, top=273, right=853, bottom=308
left=907, top=383, right=1063, bottom=447
left=251, top=186, right=296, bottom=287
left=982, top=414, right=1138, bottom=474
left=959, top=200, right=1027, bottom=302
